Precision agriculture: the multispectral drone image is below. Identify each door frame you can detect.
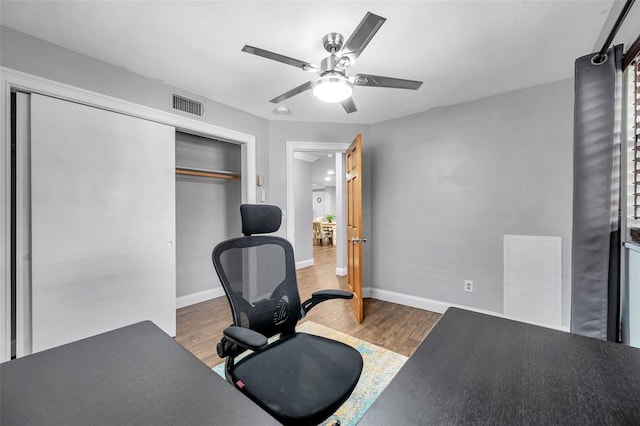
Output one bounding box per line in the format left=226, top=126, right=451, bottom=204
left=285, top=141, right=350, bottom=275
left=0, top=67, right=257, bottom=362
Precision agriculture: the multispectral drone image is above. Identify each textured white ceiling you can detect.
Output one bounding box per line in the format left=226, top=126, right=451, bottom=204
left=0, top=1, right=617, bottom=124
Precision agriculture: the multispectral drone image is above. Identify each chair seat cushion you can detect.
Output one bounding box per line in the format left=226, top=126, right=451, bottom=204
left=231, top=332, right=363, bottom=425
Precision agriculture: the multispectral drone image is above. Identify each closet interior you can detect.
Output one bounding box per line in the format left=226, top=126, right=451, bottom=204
left=175, top=132, right=242, bottom=302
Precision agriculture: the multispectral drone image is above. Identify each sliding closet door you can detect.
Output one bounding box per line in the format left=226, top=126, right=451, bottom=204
left=30, top=94, right=176, bottom=353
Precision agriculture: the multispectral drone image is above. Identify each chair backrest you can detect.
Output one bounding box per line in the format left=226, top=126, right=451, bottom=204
left=212, top=204, right=301, bottom=338
left=313, top=221, right=323, bottom=238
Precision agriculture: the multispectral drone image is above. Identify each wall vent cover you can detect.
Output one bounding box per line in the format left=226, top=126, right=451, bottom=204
left=172, top=94, right=204, bottom=117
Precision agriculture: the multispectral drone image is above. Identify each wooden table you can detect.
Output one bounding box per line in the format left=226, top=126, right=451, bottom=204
left=360, top=308, right=640, bottom=425
left=313, top=221, right=336, bottom=246
left=1, top=321, right=277, bottom=426
left=321, top=222, right=336, bottom=245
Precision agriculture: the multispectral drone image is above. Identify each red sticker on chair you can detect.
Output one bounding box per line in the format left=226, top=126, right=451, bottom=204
left=236, top=380, right=245, bottom=389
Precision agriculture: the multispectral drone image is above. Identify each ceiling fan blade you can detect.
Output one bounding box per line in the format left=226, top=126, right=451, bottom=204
left=269, top=81, right=314, bottom=103
left=341, top=97, right=358, bottom=114
left=353, top=74, right=423, bottom=90
left=242, top=45, right=318, bottom=72
left=340, top=12, right=386, bottom=63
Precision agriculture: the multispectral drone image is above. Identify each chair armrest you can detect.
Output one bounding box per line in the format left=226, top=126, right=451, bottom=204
left=301, top=290, right=354, bottom=316
left=312, top=289, right=353, bottom=300
left=217, top=326, right=268, bottom=358
left=224, top=326, right=268, bottom=350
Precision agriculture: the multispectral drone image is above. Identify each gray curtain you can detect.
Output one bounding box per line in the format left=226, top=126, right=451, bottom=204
left=571, top=45, right=623, bottom=341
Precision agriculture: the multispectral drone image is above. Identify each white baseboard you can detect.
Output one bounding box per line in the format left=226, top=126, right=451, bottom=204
left=176, top=287, right=225, bottom=309
left=296, top=259, right=314, bottom=269
left=336, top=267, right=346, bottom=276
left=364, top=287, right=569, bottom=332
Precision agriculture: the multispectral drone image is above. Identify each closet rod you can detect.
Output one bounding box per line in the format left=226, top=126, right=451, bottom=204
left=176, top=166, right=241, bottom=180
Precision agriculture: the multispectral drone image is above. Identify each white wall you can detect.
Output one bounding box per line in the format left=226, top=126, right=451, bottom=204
left=325, top=186, right=336, bottom=219
left=312, top=189, right=326, bottom=219
left=311, top=187, right=336, bottom=220
left=369, top=79, right=574, bottom=325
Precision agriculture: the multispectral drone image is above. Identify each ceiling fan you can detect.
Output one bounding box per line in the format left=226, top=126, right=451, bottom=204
left=241, top=11, right=423, bottom=114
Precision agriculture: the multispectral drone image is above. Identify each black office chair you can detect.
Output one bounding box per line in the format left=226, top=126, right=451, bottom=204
left=212, top=204, right=363, bottom=426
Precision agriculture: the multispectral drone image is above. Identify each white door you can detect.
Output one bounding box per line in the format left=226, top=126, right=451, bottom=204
left=29, top=94, right=176, bottom=353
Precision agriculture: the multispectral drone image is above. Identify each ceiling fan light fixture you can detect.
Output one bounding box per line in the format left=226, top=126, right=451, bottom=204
left=312, top=74, right=353, bottom=103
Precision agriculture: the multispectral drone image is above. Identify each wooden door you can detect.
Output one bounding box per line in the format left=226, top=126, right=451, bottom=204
left=346, top=134, right=364, bottom=323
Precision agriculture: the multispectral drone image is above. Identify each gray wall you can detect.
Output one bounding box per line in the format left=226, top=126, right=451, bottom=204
left=2, top=26, right=577, bottom=322
left=0, top=26, right=268, bottom=303
left=267, top=120, right=369, bottom=222
left=370, top=79, right=574, bottom=324
left=1, top=27, right=373, bottom=299
left=267, top=121, right=370, bottom=284
left=0, top=26, right=270, bottom=197
left=175, top=132, right=241, bottom=298
left=293, top=158, right=313, bottom=263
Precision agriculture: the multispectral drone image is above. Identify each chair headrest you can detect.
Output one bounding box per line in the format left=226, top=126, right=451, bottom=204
left=240, top=204, right=282, bottom=236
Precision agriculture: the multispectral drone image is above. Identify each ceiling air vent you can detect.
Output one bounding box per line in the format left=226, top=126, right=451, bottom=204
left=172, top=94, right=204, bottom=117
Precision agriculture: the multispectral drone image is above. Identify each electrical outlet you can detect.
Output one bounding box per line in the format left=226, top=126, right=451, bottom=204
left=464, top=280, right=473, bottom=293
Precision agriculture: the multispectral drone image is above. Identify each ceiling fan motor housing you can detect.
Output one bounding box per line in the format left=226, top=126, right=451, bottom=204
left=322, top=32, right=344, bottom=52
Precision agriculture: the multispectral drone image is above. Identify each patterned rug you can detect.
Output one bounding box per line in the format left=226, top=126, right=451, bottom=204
left=212, top=320, right=407, bottom=425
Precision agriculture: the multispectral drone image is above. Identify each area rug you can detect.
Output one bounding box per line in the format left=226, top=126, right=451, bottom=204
left=212, top=320, right=407, bottom=425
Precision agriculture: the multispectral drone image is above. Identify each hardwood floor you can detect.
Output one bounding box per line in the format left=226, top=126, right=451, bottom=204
left=175, top=244, right=441, bottom=367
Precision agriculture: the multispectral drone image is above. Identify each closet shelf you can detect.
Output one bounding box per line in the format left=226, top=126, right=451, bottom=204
left=176, top=166, right=241, bottom=180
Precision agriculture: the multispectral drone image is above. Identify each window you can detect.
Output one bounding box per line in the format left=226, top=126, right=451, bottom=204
left=625, top=54, right=640, bottom=228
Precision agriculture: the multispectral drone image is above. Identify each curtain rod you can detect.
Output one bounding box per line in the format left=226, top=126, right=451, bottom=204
left=593, top=0, right=636, bottom=64
left=622, top=34, right=640, bottom=69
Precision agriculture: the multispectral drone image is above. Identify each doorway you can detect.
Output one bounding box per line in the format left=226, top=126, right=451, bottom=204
left=285, top=141, right=350, bottom=276
left=309, top=152, right=339, bottom=268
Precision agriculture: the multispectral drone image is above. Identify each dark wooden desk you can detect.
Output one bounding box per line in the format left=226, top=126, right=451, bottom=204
left=1, top=321, right=277, bottom=426
left=360, top=308, right=640, bottom=425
